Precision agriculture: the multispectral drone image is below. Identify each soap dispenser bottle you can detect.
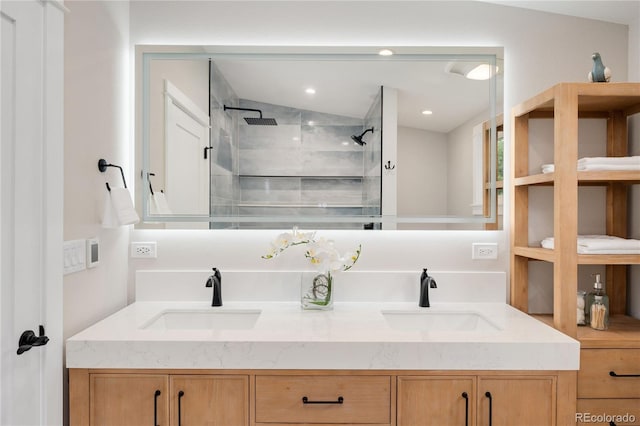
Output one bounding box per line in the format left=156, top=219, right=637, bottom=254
left=586, top=273, right=609, bottom=330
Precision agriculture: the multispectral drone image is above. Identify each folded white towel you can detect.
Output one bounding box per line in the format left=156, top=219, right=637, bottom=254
left=540, top=156, right=640, bottom=173
left=110, top=187, right=139, bottom=226
left=149, top=192, right=173, bottom=215
left=541, top=235, right=640, bottom=254
left=577, top=156, right=640, bottom=166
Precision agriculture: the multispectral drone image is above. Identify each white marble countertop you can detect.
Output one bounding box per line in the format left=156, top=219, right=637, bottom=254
left=66, top=301, right=579, bottom=371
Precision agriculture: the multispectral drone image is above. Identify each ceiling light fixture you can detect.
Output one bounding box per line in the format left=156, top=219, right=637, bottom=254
left=422, top=110, right=433, bottom=115
left=305, top=87, right=316, bottom=95
left=378, top=49, right=394, bottom=56
left=445, top=62, right=499, bottom=81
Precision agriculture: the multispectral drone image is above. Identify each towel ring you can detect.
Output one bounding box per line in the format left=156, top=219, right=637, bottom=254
left=98, top=159, right=127, bottom=191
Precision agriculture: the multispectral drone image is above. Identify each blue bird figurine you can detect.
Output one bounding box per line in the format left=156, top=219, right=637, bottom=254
left=588, top=52, right=611, bottom=82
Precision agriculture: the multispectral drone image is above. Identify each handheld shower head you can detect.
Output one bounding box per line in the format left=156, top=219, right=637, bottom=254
left=351, top=127, right=374, bottom=146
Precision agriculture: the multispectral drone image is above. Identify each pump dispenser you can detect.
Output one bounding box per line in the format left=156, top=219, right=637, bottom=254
left=585, top=273, right=609, bottom=330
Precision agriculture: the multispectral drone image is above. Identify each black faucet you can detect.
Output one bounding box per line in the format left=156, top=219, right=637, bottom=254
left=205, top=267, right=222, bottom=306
left=419, top=268, right=437, bottom=307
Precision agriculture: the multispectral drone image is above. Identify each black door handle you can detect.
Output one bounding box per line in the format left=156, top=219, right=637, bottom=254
left=153, top=390, right=161, bottom=426
left=485, top=391, right=493, bottom=426
left=178, top=390, right=184, bottom=426
left=462, top=392, right=469, bottom=426
left=17, top=325, right=49, bottom=355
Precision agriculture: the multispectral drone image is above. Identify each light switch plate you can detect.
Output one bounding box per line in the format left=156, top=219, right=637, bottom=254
left=63, top=239, right=86, bottom=275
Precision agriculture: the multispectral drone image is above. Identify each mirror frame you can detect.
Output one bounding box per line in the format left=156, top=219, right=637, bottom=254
left=138, top=45, right=501, bottom=227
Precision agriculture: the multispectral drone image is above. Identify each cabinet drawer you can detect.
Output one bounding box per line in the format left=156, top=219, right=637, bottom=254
left=255, top=375, right=391, bottom=424
left=579, top=349, right=640, bottom=398
left=576, top=399, right=640, bottom=425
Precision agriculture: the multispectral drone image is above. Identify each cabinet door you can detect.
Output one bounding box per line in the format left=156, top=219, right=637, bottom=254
left=170, top=375, right=249, bottom=426
left=90, top=374, right=168, bottom=426
left=397, top=376, right=475, bottom=426
left=478, top=377, right=555, bottom=426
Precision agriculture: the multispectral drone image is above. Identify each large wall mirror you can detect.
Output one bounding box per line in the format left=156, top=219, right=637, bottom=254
left=137, top=46, right=503, bottom=230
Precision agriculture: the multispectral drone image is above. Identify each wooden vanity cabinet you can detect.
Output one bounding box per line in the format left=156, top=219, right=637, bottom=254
left=89, top=374, right=169, bottom=426
left=170, top=375, right=249, bottom=426
left=477, top=376, right=556, bottom=426
left=397, top=376, right=476, bottom=426
left=71, top=370, right=248, bottom=426
left=70, top=369, right=573, bottom=426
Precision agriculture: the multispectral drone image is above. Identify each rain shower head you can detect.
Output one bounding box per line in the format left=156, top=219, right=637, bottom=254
left=223, top=105, right=278, bottom=126
left=351, top=127, right=374, bottom=146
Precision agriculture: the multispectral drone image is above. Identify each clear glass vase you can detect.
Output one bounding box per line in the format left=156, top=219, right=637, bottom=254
left=301, top=271, right=333, bottom=310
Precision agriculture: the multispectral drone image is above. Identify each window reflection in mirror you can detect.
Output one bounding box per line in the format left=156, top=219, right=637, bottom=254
left=138, top=47, right=503, bottom=230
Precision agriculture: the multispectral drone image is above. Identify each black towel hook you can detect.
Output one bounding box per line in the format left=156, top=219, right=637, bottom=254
left=98, top=159, right=127, bottom=191
left=384, top=160, right=396, bottom=170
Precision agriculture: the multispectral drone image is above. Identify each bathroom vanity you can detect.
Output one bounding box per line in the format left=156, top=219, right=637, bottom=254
left=67, top=294, right=579, bottom=425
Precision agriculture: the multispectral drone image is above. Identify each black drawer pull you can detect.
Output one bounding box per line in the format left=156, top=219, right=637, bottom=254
left=609, top=371, right=640, bottom=378
left=302, top=396, right=344, bottom=404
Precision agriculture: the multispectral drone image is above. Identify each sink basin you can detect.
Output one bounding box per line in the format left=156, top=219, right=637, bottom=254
left=142, top=309, right=261, bottom=330
left=381, top=310, right=500, bottom=332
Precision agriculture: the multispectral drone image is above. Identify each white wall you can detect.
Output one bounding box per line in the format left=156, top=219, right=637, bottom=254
left=124, top=0, right=632, bottom=313
left=397, top=126, right=447, bottom=216
left=64, top=1, right=130, bottom=338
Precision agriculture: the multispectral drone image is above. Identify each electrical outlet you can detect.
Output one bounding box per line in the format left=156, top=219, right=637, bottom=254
left=472, top=243, right=498, bottom=260
left=131, top=242, right=157, bottom=258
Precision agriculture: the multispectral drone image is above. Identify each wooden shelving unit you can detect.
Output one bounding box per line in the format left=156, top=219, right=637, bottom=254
left=510, top=82, right=640, bottom=420
left=510, top=82, right=640, bottom=338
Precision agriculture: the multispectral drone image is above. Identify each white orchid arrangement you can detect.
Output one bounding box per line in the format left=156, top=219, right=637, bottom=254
left=262, top=227, right=361, bottom=273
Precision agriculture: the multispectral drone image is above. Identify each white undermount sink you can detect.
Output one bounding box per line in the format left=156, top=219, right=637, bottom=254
left=142, top=309, right=261, bottom=330
left=381, top=310, right=500, bottom=332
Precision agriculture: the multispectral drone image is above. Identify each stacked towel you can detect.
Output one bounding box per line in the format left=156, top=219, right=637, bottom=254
left=540, top=156, right=640, bottom=174
left=577, top=156, right=640, bottom=171
left=149, top=192, right=173, bottom=215
left=102, top=187, right=139, bottom=228
left=541, top=235, right=640, bottom=254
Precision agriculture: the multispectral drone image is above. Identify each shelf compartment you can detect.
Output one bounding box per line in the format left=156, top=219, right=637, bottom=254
left=514, top=171, right=640, bottom=187
left=513, top=246, right=640, bottom=265
left=533, top=314, right=640, bottom=349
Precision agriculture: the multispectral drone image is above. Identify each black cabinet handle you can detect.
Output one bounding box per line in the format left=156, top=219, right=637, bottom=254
left=301, top=396, right=344, bottom=404
left=153, top=390, right=161, bottom=426
left=17, top=325, right=49, bottom=355
left=609, top=371, right=640, bottom=378
left=485, top=391, right=493, bottom=426
left=178, top=390, right=184, bottom=426
left=461, top=392, right=469, bottom=426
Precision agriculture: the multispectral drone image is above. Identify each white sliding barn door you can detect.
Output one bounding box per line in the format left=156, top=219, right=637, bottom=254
left=0, top=1, right=64, bottom=424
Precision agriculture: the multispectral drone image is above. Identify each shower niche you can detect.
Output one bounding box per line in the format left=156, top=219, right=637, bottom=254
left=139, top=46, right=502, bottom=229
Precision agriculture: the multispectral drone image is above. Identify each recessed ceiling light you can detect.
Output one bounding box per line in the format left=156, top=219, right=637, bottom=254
left=465, top=64, right=497, bottom=81
left=305, top=87, right=316, bottom=95
left=378, top=49, right=394, bottom=56
left=422, top=110, right=433, bottom=115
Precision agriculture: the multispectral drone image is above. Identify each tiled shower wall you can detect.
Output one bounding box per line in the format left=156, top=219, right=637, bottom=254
left=235, top=99, right=381, bottom=229
left=209, top=61, right=239, bottom=229
left=362, top=88, right=382, bottom=219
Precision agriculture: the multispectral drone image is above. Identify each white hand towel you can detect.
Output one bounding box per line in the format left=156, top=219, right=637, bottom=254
left=101, top=190, right=119, bottom=228
left=110, top=187, right=139, bottom=225
left=149, top=192, right=172, bottom=215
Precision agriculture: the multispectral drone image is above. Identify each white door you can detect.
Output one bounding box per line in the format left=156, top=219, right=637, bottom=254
left=0, top=1, right=64, bottom=425
left=164, top=79, right=210, bottom=229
